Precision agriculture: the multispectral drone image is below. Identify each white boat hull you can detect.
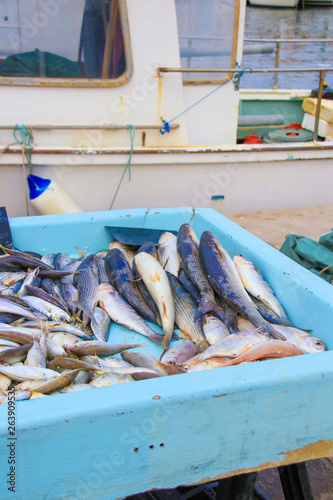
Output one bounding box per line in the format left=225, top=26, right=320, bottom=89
left=2, top=143, right=333, bottom=217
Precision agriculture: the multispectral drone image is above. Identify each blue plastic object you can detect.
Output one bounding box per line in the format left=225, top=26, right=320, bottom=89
left=1, top=208, right=332, bottom=500
left=27, top=174, right=51, bottom=200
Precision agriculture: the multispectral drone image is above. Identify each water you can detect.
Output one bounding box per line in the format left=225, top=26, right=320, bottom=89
left=241, top=5, right=333, bottom=89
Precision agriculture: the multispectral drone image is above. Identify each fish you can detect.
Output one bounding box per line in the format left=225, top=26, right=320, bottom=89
left=97, top=258, right=109, bottom=284
left=177, top=268, right=201, bottom=304
left=105, top=249, right=157, bottom=323
left=25, top=285, right=69, bottom=313
left=167, top=272, right=208, bottom=349
left=236, top=316, right=257, bottom=332
left=33, top=369, right=80, bottom=394
left=0, top=245, right=53, bottom=271
left=54, top=253, right=71, bottom=271
left=67, top=340, right=144, bottom=357
left=61, top=283, right=79, bottom=316
left=20, top=296, right=72, bottom=323
left=17, top=268, right=40, bottom=297
left=60, top=259, right=83, bottom=285
left=136, top=242, right=157, bottom=258
left=272, top=325, right=326, bottom=353
left=134, top=252, right=175, bottom=351
left=161, top=340, right=198, bottom=366
left=177, top=224, right=222, bottom=322
left=47, top=357, right=102, bottom=372
left=0, top=344, right=32, bottom=364
left=200, top=340, right=305, bottom=369
left=183, top=332, right=269, bottom=370
left=0, top=390, right=33, bottom=403
left=90, top=372, right=134, bottom=387
left=0, top=297, right=38, bottom=321
left=25, top=336, right=47, bottom=368
left=158, top=232, right=181, bottom=276
left=0, top=271, right=26, bottom=286
left=91, top=307, right=111, bottom=342
left=73, top=254, right=100, bottom=325
left=124, top=351, right=186, bottom=376
left=199, top=232, right=286, bottom=341
left=108, top=241, right=135, bottom=265
left=0, top=365, right=60, bottom=382
left=201, top=314, right=230, bottom=345
left=98, top=283, right=163, bottom=344
left=233, top=255, right=293, bottom=326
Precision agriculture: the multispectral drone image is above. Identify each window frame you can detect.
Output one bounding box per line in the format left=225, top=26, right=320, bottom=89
left=180, top=0, right=241, bottom=86
left=0, top=0, right=133, bottom=88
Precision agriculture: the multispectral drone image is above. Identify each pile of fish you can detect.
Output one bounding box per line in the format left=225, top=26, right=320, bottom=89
left=0, top=224, right=326, bottom=403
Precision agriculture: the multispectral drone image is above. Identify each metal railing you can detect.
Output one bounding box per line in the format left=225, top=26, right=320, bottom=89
left=243, top=38, right=333, bottom=89
left=158, top=66, right=333, bottom=142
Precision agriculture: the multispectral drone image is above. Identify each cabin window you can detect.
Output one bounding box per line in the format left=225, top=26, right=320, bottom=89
left=175, top=0, right=239, bottom=82
left=0, top=0, right=132, bottom=86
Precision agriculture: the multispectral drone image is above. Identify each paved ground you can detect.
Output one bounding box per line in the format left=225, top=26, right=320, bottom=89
left=227, top=205, right=333, bottom=250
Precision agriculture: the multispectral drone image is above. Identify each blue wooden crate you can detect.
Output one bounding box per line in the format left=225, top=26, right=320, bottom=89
left=1, top=208, right=332, bottom=500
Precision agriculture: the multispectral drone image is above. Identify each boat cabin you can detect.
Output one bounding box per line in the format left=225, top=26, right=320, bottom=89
left=0, top=0, right=245, bottom=148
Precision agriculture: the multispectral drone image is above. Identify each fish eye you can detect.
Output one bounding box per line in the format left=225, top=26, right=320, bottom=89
left=315, top=341, right=323, bottom=346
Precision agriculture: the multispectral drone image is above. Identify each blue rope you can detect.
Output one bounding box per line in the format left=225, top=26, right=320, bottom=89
left=109, top=125, right=135, bottom=210
left=159, top=64, right=252, bottom=135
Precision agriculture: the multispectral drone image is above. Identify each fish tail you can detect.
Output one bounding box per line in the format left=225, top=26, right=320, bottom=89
left=266, top=322, right=286, bottom=341
left=194, top=298, right=223, bottom=322
left=162, top=334, right=171, bottom=352
left=71, top=301, right=96, bottom=325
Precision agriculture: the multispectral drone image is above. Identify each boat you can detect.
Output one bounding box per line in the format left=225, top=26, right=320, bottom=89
left=247, top=0, right=299, bottom=7
left=0, top=0, right=333, bottom=218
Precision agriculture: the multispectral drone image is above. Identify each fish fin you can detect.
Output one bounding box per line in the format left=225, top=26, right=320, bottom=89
left=194, top=298, right=224, bottom=322
left=75, top=246, right=89, bottom=258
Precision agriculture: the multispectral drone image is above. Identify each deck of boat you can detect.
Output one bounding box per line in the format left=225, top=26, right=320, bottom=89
left=227, top=205, right=333, bottom=250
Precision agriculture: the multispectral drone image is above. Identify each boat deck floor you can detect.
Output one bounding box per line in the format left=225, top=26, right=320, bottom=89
left=227, top=205, right=333, bottom=250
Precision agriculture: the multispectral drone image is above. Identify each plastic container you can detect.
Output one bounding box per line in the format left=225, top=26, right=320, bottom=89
left=1, top=208, right=332, bottom=500
left=302, top=113, right=333, bottom=138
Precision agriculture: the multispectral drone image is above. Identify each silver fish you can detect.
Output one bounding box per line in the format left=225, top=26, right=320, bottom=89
left=68, top=340, right=144, bottom=357
left=161, top=340, right=198, bottom=366
left=91, top=307, right=111, bottom=342
left=202, top=314, right=230, bottom=345
left=233, top=255, right=293, bottom=326
left=158, top=232, right=181, bottom=277
left=0, top=365, right=59, bottom=382
left=272, top=325, right=326, bottom=354
left=98, top=283, right=163, bottom=344
left=90, top=372, right=133, bottom=387
left=134, top=252, right=175, bottom=350
left=25, top=336, right=47, bottom=368
left=20, top=296, right=72, bottom=323
left=0, top=297, right=38, bottom=321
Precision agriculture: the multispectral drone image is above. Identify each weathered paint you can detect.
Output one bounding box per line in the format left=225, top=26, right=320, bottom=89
left=0, top=207, right=332, bottom=500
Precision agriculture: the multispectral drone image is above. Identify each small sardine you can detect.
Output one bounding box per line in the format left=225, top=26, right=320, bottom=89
left=0, top=365, right=59, bottom=382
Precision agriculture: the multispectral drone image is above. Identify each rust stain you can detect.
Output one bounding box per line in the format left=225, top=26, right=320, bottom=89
left=149, top=272, right=161, bottom=283
left=197, top=440, right=333, bottom=485
left=162, top=302, right=167, bottom=317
